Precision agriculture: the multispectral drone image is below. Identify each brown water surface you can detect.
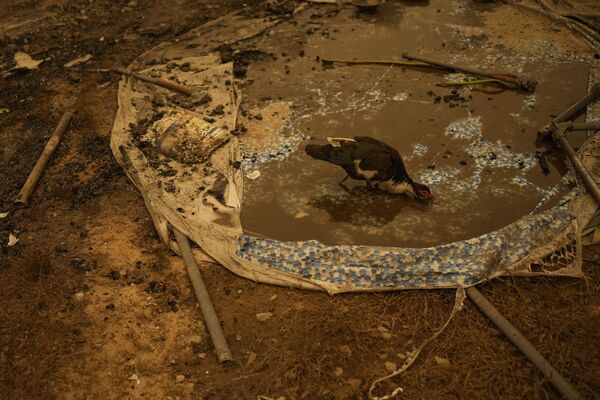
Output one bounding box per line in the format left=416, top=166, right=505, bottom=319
left=239, top=0, right=591, bottom=247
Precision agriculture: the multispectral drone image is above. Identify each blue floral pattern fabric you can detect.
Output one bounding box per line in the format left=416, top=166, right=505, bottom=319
left=236, top=200, right=573, bottom=290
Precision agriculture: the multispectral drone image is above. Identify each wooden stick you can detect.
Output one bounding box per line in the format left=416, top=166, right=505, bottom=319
left=113, top=67, right=194, bottom=96
left=14, top=110, right=74, bottom=205
left=403, top=52, right=538, bottom=91
left=322, top=58, right=433, bottom=67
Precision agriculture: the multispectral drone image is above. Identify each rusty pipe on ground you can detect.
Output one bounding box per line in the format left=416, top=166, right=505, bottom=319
left=466, top=287, right=581, bottom=400
left=402, top=52, right=537, bottom=91
left=14, top=110, right=74, bottom=205
left=173, top=227, right=233, bottom=364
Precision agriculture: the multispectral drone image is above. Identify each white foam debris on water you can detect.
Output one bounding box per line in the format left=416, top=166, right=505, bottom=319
left=445, top=116, right=482, bottom=141
left=418, top=167, right=462, bottom=186
left=393, top=92, right=409, bottom=101
left=444, top=72, right=469, bottom=82
left=411, top=143, right=429, bottom=156
left=417, top=116, right=553, bottom=194
left=523, top=94, right=536, bottom=108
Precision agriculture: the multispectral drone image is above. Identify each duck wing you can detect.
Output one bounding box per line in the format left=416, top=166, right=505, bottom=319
left=353, top=136, right=410, bottom=181
left=357, top=151, right=396, bottom=181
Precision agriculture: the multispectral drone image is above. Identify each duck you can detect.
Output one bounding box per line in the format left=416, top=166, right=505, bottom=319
left=305, top=136, right=432, bottom=200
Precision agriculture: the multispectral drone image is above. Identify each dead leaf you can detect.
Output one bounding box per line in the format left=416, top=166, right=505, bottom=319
left=7, top=233, right=19, bottom=246
left=64, top=54, right=92, bottom=68
left=246, top=351, right=257, bottom=367
left=14, top=51, right=43, bottom=70
left=434, top=356, right=450, bottom=367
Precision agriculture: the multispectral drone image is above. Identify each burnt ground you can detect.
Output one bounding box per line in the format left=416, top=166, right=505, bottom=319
left=0, top=0, right=599, bottom=399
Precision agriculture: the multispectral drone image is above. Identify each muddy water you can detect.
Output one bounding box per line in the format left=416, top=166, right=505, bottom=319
left=239, top=0, right=592, bottom=247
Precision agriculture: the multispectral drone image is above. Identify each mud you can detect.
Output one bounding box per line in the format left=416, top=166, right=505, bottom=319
left=239, top=0, right=594, bottom=247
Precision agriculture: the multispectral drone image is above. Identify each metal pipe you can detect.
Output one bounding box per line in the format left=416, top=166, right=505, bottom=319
left=539, top=85, right=600, bottom=136
left=557, top=135, right=600, bottom=206
left=466, top=287, right=581, bottom=400
left=567, top=121, right=600, bottom=131
left=173, top=227, right=233, bottom=364
left=14, top=110, right=74, bottom=205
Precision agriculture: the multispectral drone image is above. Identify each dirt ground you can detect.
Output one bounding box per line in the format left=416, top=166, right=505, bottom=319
left=1, top=0, right=599, bottom=399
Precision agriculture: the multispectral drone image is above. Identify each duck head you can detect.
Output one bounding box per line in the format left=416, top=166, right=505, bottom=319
left=374, top=179, right=432, bottom=200
left=410, top=181, right=432, bottom=200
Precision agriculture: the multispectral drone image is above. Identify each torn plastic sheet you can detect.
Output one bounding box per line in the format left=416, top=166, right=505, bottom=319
left=110, top=11, right=599, bottom=294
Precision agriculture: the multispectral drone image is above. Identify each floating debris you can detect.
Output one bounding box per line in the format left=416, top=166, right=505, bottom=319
left=523, top=94, right=536, bottom=108
left=445, top=116, right=482, bottom=141
left=393, top=92, right=409, bottom=101
left=411, top=143, right=429, bottom=156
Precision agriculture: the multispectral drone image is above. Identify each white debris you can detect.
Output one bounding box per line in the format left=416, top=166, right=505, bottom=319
left=392, top=92, right=409, bottom=101
left=411, top=143, right=429, bottom=156
left=523, top=94, right=536, bottom=108
left=189, top=335, right=202, bottom=344
left=128, top=374, right=140, bottom=385
left=256, top=312, right=273, bottom=321
left=7, top=234, right=19, bottom=246
left=246, top=170, right=261, bottom=180
left=64, top=54, right=93, bottom=68
left=445, top=116, right=482, bottom=141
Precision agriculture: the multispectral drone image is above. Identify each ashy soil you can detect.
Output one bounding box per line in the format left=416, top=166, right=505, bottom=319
left=1, top=1, right=599, bottom=400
